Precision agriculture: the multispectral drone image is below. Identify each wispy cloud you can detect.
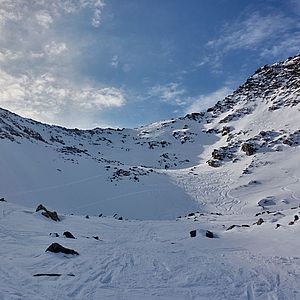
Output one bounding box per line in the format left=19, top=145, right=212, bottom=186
left=200, top=12, right=300, bottom=71
left=111, top=55, right=119, bottom=68
left=149, top=83, right=186, bottom=105
left=0, top=70, right=124, bottom=127
left=0, top=0, right=123, bottom=128
left=92, top=0, right=105, bottom=27
left=290, top=0, right=300, bottom=15
left=260, top=32, right=300, bottom=59
left=207, top=13, right=293, bottom=51
left=185, top=87, right=232, bottom=114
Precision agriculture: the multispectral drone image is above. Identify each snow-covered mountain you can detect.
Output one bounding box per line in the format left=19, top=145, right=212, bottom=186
left=0, top=54, right=300, bottom=300
left=1, top=54, right=299, bottom=219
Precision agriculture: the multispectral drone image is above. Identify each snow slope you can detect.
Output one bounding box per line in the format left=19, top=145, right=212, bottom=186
left=0, top=54, right=300, bottom=299
left=1, top=54, right=299, bottom=219
left=1, top=201, right=300, bottom=300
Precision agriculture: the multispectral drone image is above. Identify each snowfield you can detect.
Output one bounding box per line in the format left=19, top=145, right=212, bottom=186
left=0, top=54, right=300, bottom=299
left=1, top=201, right=300, bottom=300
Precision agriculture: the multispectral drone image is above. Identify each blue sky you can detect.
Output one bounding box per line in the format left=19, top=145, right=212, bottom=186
left=0, top=0, right=299, bottom=128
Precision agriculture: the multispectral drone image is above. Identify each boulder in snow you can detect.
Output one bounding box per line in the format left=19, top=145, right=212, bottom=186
left=63, top=231, right=76, bottom=239
left=241, top=143, right=256, bottom=156
left=36, top=204, right=60, bottom=221
left=205, top=230, right=214, bottom=238
left=49, top=233, right=59, bottom=237
left=255, top=218, right=264, bottom=225
left=226, top=225, right=239, bottom=231
left=46, top=243, right=79, bottom=255
left=190, top=230, right=197, bottom=238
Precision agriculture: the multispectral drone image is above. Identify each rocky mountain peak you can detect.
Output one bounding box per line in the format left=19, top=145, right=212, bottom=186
left=206, top=53, right=300, bottom=120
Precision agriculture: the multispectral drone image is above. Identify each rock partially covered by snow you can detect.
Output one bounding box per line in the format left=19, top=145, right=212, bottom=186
left=46, top=243, right=79, bottom=255
left=241, top=143, right=256, bottom=156
left=36, top=204, right=60, bottom=221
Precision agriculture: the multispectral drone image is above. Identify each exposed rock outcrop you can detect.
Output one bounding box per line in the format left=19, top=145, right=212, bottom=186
left=46, top=243, right=79, bottom=255
left=36, top=204, right=60, bottom=221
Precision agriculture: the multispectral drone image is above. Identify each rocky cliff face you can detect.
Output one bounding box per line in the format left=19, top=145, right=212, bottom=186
left=203, top=54, right=300, bottom=168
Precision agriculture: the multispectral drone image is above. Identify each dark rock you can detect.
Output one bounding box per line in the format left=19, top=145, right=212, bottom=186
left=36, top=204, right=60, bottom=221
left=205, top=230, right=214, bottom=238
left=85, top=215, right=89, bottom=219
left=23, top=127, right=46, bottom=143
left=49, top=233, right=59, bottom=237
left=46, top=243, right=79, bottom=255
left=241, top=143, right=255, bottom=156
left=0, top=197, right=6, bottom=202
left=98, top=213, right=103, bottom=217
left=33, top=273, right=75, bottom=277
left=221, top=126, right=231, bottom=136
left=289, top=221, right=294, bottom=225
left=41, top=211, right=60, bottom=222
left=242, top=168, right=251, bottom=174
left=118, top=216, right=123, bottom=220
left=275, top=224, right=281, bottom=229
left=116, top=169, right=130, bottom=176
left=36, top=204, right=47, bottom=212
left=255, top=218, right=264, bottom=225
left=190, top=230, right=197, bottom=238
left=188, top=213, right=195, bottom=217
left=226, top=225, right=238, bottom=231
left=212, top=149, right=223, bottom=160
left=282, top=139, right=293, bottom=146
left=294, top=215, right=299, bottom=221
left=258, top=198, right=276, bottom=207
left=63, top=231, right=76, bottom=239
left=207, top=159, right=220, bottom=168
left=248, top=180, right=261, bottom=185
left=241, top=224, right=250, bottom=227
left=93, top=236, right=99, bottom=240
left=34, top=273, right=62, bottom=277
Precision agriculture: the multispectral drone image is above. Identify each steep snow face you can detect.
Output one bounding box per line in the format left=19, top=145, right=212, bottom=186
left=0, top=54, right=299, bottom=219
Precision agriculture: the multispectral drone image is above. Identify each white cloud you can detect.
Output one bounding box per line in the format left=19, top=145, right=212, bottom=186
left=207, top=14, right=294, bottom=52
left=92, top=0, right=105, bottom=27
left=77, top=87, right=124, bottom=110
left=0, top=1, right=127, bottom=129
left=0, top=70, right=124, bottom=127
left=111, top=55, right=119, bottom=68
left=200, top=12, right=300, bottom=70
left=35, top=10, right=53, bottom=29
left=261, top=32, right=300, bottom=59
left=149, top=83, right=186, bottom=105
left=185, top=87, right=232, bottom=114
left=0, top=49, right=22, bottom=61
left=44, top=41, right=68, bottom=56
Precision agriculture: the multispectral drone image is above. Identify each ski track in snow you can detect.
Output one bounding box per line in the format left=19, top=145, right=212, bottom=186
left=1, top=203, right=300, bottom=299
left=166, top=167, right=243, bottom=214
left=281, top=176, right=300, bottom=202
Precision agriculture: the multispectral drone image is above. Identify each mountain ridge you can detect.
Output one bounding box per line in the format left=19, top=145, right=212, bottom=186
left=0, top=53, right=299, bottom=220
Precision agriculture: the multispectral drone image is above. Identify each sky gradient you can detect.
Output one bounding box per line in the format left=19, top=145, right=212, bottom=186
left=0, top=0, right=299, bottom=128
